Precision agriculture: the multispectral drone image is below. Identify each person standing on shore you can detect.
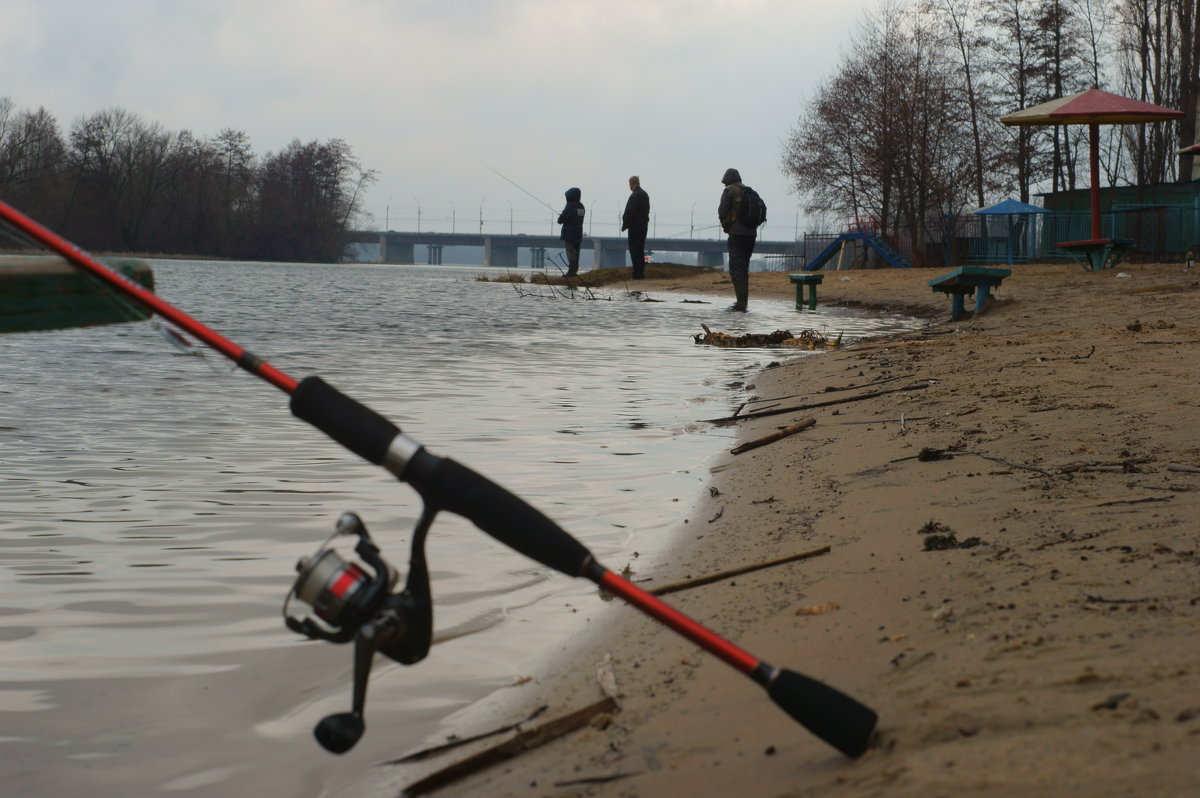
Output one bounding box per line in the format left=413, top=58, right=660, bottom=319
left=556, top=187, right=585, bottom=277
left=621, top=175, right=650, bottom=279
left=718, top=167, right=759, bottom=311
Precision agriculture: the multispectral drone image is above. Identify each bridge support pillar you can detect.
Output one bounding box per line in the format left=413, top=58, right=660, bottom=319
left=484, top=237, right=519, bottom=268
left=594, top=239, right=627, bottom=269
left=426, top=244, right=443, bottom=265
left=530, top=247, right=546, bottom=269
left=381, top=234, right=414, bottom=264
left=697, top=249, right=725, bottom=268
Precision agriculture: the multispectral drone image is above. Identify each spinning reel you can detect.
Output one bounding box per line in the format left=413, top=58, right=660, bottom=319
left=283, top=510, right=434, bottom=753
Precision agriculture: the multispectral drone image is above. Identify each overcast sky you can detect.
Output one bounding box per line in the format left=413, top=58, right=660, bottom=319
left=4, top=0, right=883, bottom=241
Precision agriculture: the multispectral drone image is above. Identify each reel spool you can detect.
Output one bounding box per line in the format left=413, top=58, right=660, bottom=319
left=283, top=510, right=434, bottom=753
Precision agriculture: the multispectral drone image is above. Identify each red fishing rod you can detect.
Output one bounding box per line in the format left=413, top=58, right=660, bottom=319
left=0, top=200, right=877, bottom=758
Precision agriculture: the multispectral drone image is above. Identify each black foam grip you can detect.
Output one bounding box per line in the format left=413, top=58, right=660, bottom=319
left=405, top=449, right=593, bottom=578
left=290, top=376, right=400, bottom=465
left=767, top=668, right=878, bottom=758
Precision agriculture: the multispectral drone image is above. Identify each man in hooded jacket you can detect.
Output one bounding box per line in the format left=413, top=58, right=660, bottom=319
left=557, top=187, right=585, bottom=276
left=718, top=167, right=755, bottom=311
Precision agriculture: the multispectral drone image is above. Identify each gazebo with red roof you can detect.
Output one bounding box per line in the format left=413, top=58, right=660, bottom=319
left=1001, top=89, right=1184, bottom=269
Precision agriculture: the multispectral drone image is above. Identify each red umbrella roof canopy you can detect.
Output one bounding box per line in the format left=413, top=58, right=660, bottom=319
left=1001, top=88, right=1184, bottom=126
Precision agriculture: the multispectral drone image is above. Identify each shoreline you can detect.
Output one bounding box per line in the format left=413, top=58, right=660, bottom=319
left=362, top=263, right=1200, bottom=797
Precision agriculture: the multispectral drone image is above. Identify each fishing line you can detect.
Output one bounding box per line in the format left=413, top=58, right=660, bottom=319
left=475, top=159, right=559, bottom=214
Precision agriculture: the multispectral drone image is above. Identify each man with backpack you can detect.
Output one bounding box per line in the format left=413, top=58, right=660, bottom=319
left=718, top=167, right=766, bottom=311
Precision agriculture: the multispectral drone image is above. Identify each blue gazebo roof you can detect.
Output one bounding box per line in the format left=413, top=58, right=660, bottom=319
left=976, top=198, right=1049, bottom=215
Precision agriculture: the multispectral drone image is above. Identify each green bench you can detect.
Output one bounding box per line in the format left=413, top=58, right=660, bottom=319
left=788, top=273, right=825, bottom=310
left=928, top=266, right=1011, bottom=321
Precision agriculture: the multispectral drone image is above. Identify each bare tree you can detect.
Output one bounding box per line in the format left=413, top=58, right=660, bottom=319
left=981, top=0, right=1050, bottom=201
left=1114, top=0, right=1184, bottom=183
left=1033, top=0, right=1093, bottom=191
left=922, top=0, right=990, bottom=207
left=0, top=100, right=67, bottom=223
left=783, top=2, right=982, bottom=263
left=1175, top=0, right=1199, bottom=179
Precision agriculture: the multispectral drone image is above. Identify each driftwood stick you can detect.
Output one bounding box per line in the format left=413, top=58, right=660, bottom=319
left=704, top=381, right=931, bottom=424
left=649, top=545, right=832, bottom=597
left=730, top=418, right=816, bottom=455
left=847, top=339, right=928, bottom=353
left=1095, top=496, right=1174, bottom=507
left=1059, top=457, right=1154, bottom=474
left=1167, top=463, right=1200, bottom=474
left=891, top=448, right=1065, bottom=480
left=831, top=416, right=931, bottom=426
left=1084, top=594, right=1157, bottom=605
left=745, top=374, right=905, bottom=404
left=963, top=451, right=1061, bottom=480
left=386, top=705, right=549, bottom=765
left=401, top=697, right=620, bottom=797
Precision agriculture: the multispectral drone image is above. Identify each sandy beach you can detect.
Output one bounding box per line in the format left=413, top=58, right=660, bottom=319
left=362, top=262, right=1200, bottom=797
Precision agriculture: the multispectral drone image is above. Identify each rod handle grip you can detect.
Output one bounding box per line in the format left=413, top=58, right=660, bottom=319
left=767, top=668, right=878, bottom=758
left=290, top=376, right=400, bottom=465
left=404, top=449, right=593, bottom=578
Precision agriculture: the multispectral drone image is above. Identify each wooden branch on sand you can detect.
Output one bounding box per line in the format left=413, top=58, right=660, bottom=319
left=704, top=381, right=931, bottom=424
left=649, top=545, right=832, bottom=596
left=400, top=697, right=620, bottom=797
left=386, top=705, right=549, bottom=765
left=730, top=417, right=816, bottom=455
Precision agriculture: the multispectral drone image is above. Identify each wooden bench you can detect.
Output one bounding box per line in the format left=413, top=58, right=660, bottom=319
left=1055, top=238, right=1134, bottom=271
left=928, top=266, right=1011, bottom=321
left=788, top=273, right=825, bottom=310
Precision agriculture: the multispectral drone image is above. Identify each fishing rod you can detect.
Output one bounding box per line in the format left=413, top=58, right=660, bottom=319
left=0, top=200, right=877, bottom=759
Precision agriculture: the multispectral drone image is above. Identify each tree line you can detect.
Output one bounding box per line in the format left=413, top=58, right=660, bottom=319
left=783, top=0, right=1199, bottom=264
left=0, top=100, right=375, bottom=262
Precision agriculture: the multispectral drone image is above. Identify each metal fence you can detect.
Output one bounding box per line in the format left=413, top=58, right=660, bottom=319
left=756, top=203, right=1198, bottom=273
left=943, top=204, right=1199, bottom=267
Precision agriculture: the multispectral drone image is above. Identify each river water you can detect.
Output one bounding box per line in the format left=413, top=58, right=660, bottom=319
left=0, top=260, right=917, bottom=796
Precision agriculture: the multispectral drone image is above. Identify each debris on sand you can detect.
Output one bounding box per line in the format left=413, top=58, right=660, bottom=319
left=693, top=324, right=840, bottom=349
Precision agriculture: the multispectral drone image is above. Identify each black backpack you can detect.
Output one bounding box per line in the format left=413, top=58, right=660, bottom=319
left=736, top=185, right=767, bottom=229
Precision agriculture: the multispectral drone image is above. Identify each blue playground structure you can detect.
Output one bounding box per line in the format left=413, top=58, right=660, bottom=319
left=802, top=231, right=913, bottom=271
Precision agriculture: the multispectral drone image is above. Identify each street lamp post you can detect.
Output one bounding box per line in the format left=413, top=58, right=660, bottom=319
left=690, top=202, right=696, bottom=239
left=414, top=198, right=421, bottom=233
left=385, top=196, right=392, bottom=231
left=479, top=199, right=486, bottom=234
left=506, top=200, right=512, bottom=235
left=450, top=202, right=455, bottom=234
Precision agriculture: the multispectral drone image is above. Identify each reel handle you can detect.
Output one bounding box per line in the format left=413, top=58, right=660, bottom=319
left=314, top=633, right=373, bottom=754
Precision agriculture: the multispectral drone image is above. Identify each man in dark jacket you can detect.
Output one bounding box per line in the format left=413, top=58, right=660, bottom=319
left=557, top=187, right=585, bottom=276
left=718, top=167, right=755, bottom=311
left=621, top=175, right=650, bottom=279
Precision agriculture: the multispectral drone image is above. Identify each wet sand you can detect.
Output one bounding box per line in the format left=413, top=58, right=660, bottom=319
left=361, top=262, right=1200, bottom=797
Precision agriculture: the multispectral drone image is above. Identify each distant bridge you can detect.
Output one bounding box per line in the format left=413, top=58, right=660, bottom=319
left=345, top=230, right=803, bottom=268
